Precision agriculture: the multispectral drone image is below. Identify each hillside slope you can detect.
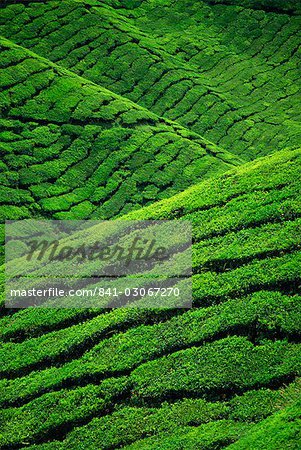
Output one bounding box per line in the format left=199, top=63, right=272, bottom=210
left=0, top=37, right=240, bottom=221
left=1, top=0, right=300, bottom=159
left=0, top=148, right=300, bottom=448
left=0, top=2, right=300, bottom=448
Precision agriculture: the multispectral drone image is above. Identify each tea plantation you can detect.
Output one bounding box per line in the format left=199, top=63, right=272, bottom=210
left=0, top=36, right=241, bottom=221
left=1, top=0, right=300, bottom=159
left=0, top=0, right=301, bottom=449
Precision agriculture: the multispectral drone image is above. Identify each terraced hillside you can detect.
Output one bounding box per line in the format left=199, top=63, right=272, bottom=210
left=1, top=0, right=300, bottom=159
left=0, top=36, right=241, bottom=222
left=0, top=1, right=301, bottom=449
left=0, top=149, right=301, bottom=448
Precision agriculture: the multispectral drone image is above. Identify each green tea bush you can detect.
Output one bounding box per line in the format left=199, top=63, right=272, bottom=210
left=1, top=0, right=299, bottom=158
left=130, top=337, right=301, bottom=401
left=0, top=2, right=300, bottom=447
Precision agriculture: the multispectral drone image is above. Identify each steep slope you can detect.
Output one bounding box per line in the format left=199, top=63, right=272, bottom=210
left=0, top=2, right=300, bottom=448
left=1, top=0, right=300, bottom=159
left=0, top=37, right=240, bottom=221
left=227, top=396, right=301, bottom=450
left=0, top=148, right=300, bottom=448
left=102, top=0, right=301, bottom=15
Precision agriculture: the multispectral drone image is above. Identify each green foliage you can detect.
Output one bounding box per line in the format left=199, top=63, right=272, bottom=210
left=0, top=290, right=300, bottom=383
left=0, top=377, right=130, bottom=448
left=122, top=421, right=252, bottom=450
left=1, top=368, right=300, bottom=448
left=227, top=397, right=301, bottom=449
left=200, top=1, right=301, bottom=14
left=130, top=337, right=301, bottom=402
left=0, top=1, right=300, bottom=448
left=0, top=36, right=239, bottom=221
left=1, top=0, right=300, bottom=159
left=23, top=382, right=301, bottom=449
